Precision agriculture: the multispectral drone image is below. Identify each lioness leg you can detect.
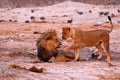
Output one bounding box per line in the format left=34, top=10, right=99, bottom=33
left=95, top=42, right=104, bottom=60
left=64, top=43, right=81, bottom=61
left=103, top=41, right=111, bottom=62
left=64, top=43, right=79, bottom=53
left=102, top=35, right=111, bottom=62
left=64, top=46, right=71, bottom=53
left=74, top=48, right=80, bottom=61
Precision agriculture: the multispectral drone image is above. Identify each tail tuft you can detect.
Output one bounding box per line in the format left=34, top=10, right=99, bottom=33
left=108, top=16, right=113, bottom=33
left=108, top=16, right=111, bottom=21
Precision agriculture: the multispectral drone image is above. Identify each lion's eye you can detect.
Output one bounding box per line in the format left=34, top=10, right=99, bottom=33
left=56, top=39, right=58, bottom=41
left=62, top=32, right=66, bottom=34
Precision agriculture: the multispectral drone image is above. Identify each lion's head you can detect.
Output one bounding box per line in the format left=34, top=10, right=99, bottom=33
left=36, top=30, right=61, bottom=62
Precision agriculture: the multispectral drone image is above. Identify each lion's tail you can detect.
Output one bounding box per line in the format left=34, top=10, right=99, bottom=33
left=108, top=16, right=113, bottom=33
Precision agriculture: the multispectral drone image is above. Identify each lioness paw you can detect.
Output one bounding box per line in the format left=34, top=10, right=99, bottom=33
left=106, top=57, right=110, bottom=62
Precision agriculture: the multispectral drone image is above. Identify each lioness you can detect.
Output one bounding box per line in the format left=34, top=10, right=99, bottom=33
left=62, top=16, right=113, bottom=62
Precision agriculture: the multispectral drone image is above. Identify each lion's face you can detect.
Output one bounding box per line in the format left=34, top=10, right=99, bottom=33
left=38, top=30, right=61, bottom=52
left=62, top=27, right=71, bottom=40
left=46, top=34, right=61, bottom=52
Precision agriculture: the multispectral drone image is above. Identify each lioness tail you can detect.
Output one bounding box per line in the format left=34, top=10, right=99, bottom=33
left=108, top=16, right=113, bottom=33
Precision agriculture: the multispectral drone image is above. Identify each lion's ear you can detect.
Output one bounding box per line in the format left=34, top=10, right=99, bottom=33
left=46, top=36, right=52, bottom=40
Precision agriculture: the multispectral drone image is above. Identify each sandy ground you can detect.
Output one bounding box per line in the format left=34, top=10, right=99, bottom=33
left=0, top=1, right=120, bottom=80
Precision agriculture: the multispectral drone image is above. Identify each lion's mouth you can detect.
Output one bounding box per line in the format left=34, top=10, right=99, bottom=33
left=55, top=46, right=61, bottom=51
left=56, top=46, right=60, bottom=49
left=55, top=43, right=62, bottom=51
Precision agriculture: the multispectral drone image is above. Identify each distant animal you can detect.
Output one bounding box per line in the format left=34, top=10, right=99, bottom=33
left=76, top=10, right=83, bottom=15
left=30, top=16, right=35, bottom=20
left=99, top=11, right=104, bottom=16
left=62, top=16, right=113, bottom=62
left=40, top=17, right=45, bottom=20
left=89, top=10, right=92, bottom=13
left=67, top=17, right=73, bottom=24
left=31, top=9, right=34, bottom=13
left=118, top=9, right=120, bottom=13
left=25, top=20, right=30, bottom=23
left=9, top=19, right=13, bottom=22
left=104, top=12, right=109, bottom=16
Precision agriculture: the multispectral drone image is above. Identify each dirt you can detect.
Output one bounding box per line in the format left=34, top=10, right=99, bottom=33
left=0, top=1, right=120, bottom=80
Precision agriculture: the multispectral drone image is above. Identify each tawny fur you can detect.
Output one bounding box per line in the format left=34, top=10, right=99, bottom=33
left=62, top=16, right=113, bottom=62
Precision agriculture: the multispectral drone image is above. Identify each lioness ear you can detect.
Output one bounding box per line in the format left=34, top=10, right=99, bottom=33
left=62, top=27, right=65, bottom=30
left=67, top=27, right=70, bottom=31
left=62, top=27, right=70, bottom=31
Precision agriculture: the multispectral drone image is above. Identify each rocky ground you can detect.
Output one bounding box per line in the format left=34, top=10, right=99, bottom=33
left=0, top=1, right=120, bottom=80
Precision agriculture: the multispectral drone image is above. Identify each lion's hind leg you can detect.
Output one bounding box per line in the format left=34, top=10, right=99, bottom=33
left=55, top=54, right=72, bottom=62
left=95, top=42, right=104, bottom=60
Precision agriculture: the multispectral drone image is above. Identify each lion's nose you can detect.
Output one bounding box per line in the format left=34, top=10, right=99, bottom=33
left=59, top=42, right=62, bottom=45
left=62, top=36, right=66, bottom=40
left=60, top=42, right=62, bottom=45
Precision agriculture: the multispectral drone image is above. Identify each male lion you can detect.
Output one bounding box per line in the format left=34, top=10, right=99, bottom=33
left=36, top=30, right=61, bottom=62
left=62, top=16, right=113, bottom=62
left=36, top=29, right=74, bottom=62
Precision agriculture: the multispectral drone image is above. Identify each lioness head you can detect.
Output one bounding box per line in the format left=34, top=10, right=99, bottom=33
left=37, top=30, right=61, bottom=62
left=62, top=27, right=71, bottom=40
